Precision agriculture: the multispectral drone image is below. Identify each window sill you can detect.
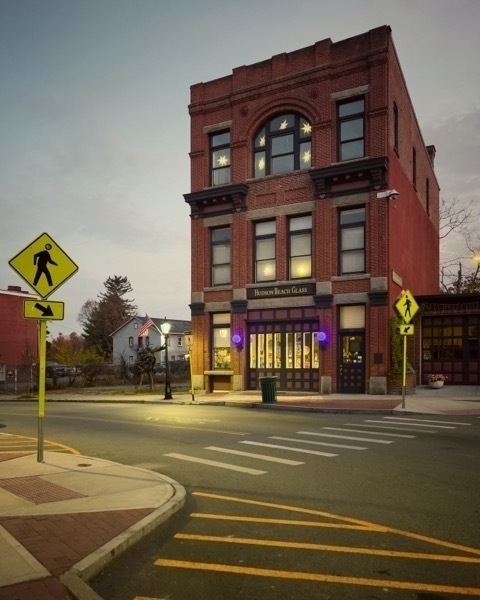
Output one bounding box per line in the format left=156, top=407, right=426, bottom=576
left=332, top=273, right=370, bottom=282
left=204, top=370, right=234, bottom=376
left=204, top=285, right=233, bottom=291
left=247, top=278, right=315, bottom=288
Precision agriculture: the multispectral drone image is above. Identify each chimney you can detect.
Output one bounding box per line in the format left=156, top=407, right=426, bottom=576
left=7, top=285, right=22, bottom=292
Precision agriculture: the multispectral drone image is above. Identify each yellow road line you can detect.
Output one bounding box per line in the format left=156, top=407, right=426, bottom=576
left=190, top=513, right=376, bottom=531
left=193, top=492, right=385, bottom=531
left=154, top=559, right=480, bottom=596
left=193, top=492, right=480, bottom=556
left=176, top=533, right=480, bottom=564
left=0, top=433, right=79, bottom=454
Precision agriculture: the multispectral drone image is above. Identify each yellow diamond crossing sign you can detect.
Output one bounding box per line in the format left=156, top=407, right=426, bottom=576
left=394, top=289, right=419, bottom=324
left=24, top=299, right=65, bottom=320
left=9, top=233, right=78, bottom=299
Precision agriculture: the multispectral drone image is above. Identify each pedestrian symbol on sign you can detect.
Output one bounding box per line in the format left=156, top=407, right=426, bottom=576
left=403, top=296, right=412, bottom=320
left=33, top=244, right=58, bottom=287
left=9, top=232, right=79, bottom=299
left=394, top=289, right=419, bottom=325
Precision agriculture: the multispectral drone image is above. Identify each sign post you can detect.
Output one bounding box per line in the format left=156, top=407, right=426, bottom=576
left=9, top=233, right=78, bottom=462
left=394, top=289, right=419, bottom=408
left=37, top=321, right=47, bottom=462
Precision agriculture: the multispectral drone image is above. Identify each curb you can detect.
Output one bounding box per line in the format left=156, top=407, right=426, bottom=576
left=60, top=473, right=186, bottom=600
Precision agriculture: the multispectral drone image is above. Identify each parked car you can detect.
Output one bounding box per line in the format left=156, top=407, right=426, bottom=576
left=45, top=362, right=67, bottom=378
left=45, top=362, right=79, bottom=378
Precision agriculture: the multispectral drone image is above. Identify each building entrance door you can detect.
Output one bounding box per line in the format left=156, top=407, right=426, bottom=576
left=339, top=333, right=365, bottom=393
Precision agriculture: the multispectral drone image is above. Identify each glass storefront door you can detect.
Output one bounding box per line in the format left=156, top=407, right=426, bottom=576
left=338, top=333, right=365, bottom=393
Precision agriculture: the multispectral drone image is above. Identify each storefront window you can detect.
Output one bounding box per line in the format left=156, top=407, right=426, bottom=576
left=249, top=329, right=319, bottom=370
left=212, top=313, right=231, bottom=369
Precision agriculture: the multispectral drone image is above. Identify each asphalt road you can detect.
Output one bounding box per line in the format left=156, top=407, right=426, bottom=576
left=2, top=401, right=479, bottom=598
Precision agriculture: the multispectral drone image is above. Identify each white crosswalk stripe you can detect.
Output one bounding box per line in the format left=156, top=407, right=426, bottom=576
left=297, top=431, right=393, bottom=444
left=381, top=416, right=472, bottom=426
left=164, top=453, right=266, bottom=474
left=205, top=446, right=303, bottom=465
left=270, top=436, right=367, bottom=450
left=363, top=419, right=456, bottom=429
left=322, top=427, right=416, bottom=438
left=239, top=440, right=338, bottom=457
left=344, top=423, right=439, bottom=433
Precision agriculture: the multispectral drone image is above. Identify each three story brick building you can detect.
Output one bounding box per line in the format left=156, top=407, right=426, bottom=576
left=184, top=26, right=439, bottom=394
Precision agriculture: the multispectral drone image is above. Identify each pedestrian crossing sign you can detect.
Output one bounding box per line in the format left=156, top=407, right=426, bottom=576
left=9, top=233, right=79, bottom=299
left=394, top=289, right=419, bottom=324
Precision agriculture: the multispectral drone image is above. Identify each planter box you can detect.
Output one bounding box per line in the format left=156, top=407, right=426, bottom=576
left=428, top=380, right=444, bottom=389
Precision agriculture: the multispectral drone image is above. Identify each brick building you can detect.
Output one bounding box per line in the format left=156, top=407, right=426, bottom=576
left=0, top=285, right=38, bottom=370
left=184, top=26, right=440, bottom=394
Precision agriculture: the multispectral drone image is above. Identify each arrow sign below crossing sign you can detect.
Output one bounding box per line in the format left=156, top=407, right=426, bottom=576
left=23, top=300, right=65, bottom=320
left=9, top=233, right=79, bottom=299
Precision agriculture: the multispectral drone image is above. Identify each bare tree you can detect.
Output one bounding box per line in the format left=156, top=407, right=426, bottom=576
left=439, top=197, right=475, bottom=240
left=440, top=197, right=480, bottom=293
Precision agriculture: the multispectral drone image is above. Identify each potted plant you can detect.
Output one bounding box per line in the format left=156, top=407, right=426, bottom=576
left=427, top=373, right=446, bottom=389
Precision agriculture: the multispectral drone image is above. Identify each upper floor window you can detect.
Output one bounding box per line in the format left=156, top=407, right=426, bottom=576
left=211, top=227, right=231, bottom=286
left=211, top=131, right=230, bottom=186
left=128, top=336, right=134, bottom=348
left=338, top=98, right=365, bottom=161
left=426, top=178, right=430, bottom=215
left=254, top=113, right=311, bottom=178
left=393, top=102, right=399, bottom=153
left=339, top=207, right=365, bottom=275
left=255, top=220, right=276, bottom=282
left=177, top=336, right=183, bottom=347
left=412, top=147, right=417, bottom=187
left=289, top=215, right=312, bottom=280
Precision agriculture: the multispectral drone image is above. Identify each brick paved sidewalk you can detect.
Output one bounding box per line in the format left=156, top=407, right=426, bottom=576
left=0, top=451, right=185, bottom=600
left=0, top=506, right=152, bottom=600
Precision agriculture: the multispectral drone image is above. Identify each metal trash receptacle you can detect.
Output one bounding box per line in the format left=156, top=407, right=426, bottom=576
left=260, top=376, right=277, bottom=403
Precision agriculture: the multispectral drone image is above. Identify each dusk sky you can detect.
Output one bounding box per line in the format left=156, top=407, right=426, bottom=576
left=1, top=0, right=479, bottom=338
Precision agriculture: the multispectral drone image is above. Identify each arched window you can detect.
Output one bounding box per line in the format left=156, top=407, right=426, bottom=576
left=254, top=113, right=311, bottom=178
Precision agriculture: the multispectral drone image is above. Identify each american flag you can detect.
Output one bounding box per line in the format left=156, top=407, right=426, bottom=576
left=138, top=317, right=154, bottom=337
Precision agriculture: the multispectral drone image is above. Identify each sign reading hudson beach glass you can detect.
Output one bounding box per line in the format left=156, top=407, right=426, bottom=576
left=248, top=283, right=314, bottom=299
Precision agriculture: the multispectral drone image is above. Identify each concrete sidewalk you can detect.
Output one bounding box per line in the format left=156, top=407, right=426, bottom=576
left=0, top=452, right=185, bottom=600
left=1, top=385, right=479, bottom=599
left=2, top=383, right=477, bottom=415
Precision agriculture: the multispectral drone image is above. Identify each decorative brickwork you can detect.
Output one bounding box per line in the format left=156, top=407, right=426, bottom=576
left=184, top=26, right=440, bottom=394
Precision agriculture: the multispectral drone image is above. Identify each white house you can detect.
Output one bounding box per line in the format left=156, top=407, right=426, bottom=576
left=111, top=316, right=192, bottom=367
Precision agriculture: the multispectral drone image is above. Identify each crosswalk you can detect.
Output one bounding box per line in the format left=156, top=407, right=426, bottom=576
left=163, top=416, right=473, bottom=476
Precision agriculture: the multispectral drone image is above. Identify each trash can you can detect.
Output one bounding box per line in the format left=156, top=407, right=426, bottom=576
left=260, top=376, right=277, bottom=403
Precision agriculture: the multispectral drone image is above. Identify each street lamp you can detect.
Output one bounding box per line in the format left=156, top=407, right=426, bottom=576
left=184, top=331, right=194, bottom=402
left=473, top=253, right=480, bottom=277
left=160, top=317, right=172, bottom=400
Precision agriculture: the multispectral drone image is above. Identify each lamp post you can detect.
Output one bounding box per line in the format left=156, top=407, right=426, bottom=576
left=184, top=331, right=194, bottom=402
left=160, top=317, right=172, bottom=400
